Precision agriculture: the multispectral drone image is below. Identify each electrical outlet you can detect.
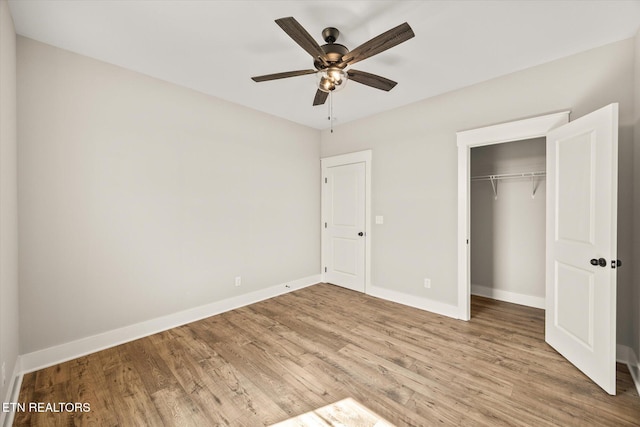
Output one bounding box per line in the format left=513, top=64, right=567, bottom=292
left=235, top=276, right=241, bottom=287
left=424, top=278, right=431, bottom=289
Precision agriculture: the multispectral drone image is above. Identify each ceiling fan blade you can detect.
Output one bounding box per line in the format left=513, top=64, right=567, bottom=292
left=275, top=17, right=327, bottom=64
left=313, top=89, right=329, bottom=106
left=251, top=69, right=316, bottom=82
left=340, top=22, right=414, bottom=66
left=347, top=69, right=397, bottom=91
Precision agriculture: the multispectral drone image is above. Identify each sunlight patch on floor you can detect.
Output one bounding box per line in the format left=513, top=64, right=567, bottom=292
left=270, top=398, right=395, bottom=427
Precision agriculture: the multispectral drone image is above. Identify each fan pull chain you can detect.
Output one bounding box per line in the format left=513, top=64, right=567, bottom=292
left=328, top=91, right=334, bottom=133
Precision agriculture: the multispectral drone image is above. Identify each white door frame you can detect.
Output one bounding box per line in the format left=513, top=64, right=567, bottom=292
left=456, top=112, right=570, bottom=320
left=321, top=150, right=372, bottom=293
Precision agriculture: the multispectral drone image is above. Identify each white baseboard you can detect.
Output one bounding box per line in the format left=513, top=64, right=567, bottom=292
left=617, top=344, right=640, bottom=396
left=20, top=275, right=321, bottom=374
left=1, top=356, right=23, bottom=427
left=367, top=285, right=459, bottom=319
left=471, top=284, right=545, bottom=309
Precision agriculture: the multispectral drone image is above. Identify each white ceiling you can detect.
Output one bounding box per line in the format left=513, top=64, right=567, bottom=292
left=8, top=1, right=640, bottom=130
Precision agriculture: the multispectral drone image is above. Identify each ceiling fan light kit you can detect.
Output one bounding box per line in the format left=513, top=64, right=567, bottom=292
left=317, top=67, right=348, bottom=93
left=251, top=16, right=415, bottom=109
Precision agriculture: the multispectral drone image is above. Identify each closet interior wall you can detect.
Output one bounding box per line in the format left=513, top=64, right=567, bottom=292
left=470, top=138, right=546, bottom=308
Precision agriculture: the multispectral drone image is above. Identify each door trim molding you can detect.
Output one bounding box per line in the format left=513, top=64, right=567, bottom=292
left=456, top=112, right=570, bottom=320
left=321, top=150, right=372, bottom=293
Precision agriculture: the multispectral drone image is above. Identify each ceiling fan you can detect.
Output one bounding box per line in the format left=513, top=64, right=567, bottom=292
left=251, top=17, right=415, bottom=106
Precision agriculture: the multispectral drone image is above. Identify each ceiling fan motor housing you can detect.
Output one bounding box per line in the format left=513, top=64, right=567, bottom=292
left=314, top=27, right=349, bottom=70
left=315, top=43, right=349, bottom=69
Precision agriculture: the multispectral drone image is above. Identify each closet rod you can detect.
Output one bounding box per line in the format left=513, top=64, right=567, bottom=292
left=470, top=171, right=546, bottom=182
left=472, top=171, right=546, bottom=200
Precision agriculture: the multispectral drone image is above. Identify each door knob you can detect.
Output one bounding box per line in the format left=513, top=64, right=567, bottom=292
left=590, top=258, right=606, bottom=267
left=358, top=232, right=364, bottom=236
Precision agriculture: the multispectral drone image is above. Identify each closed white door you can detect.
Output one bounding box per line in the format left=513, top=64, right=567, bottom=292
left=545, top=103, right=618, bottom=395
left=323, top=162, right=366, bottom=292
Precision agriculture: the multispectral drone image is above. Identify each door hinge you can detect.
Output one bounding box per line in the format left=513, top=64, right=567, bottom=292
left=324, top=222, right=327, bottom=228
left=324, top=177, right=328, bottom=184
left=324, top=267, right=327, bottom=273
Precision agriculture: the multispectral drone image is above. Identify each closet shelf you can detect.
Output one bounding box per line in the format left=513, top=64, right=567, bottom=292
left=470, top=171, right=546, bottom=182
left=471, top=171, right=545, bottom=200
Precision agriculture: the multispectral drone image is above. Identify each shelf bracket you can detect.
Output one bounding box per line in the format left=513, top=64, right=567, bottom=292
left=490, top=176, right=498, bottom=200
left=531, top=175, right=542, bottom=199
left=531, top=175, right=536, bottom=199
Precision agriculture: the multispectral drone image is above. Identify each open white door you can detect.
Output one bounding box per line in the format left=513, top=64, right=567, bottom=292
left=546, top=103, right=618, bottom=395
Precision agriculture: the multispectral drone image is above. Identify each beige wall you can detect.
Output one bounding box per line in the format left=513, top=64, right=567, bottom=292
left=0, top=0, right=18, bottom=403
left=320, top=38, right=636, bottom=347
left=17, top=37, right=321, bottom=354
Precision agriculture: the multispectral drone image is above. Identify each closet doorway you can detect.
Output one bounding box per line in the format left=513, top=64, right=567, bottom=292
left=470, top=138, right=546, bottom=311
left=456, top=111, right=570, bottom=321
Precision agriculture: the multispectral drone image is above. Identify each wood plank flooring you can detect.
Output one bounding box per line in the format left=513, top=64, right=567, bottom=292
left=14, top=283, right=640, bottom=426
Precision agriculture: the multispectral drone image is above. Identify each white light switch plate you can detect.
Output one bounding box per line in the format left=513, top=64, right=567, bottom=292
left=375, top=215, right=384, bottom=224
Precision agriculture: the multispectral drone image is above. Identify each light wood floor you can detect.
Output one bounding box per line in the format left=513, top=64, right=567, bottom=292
left=15, top=283, right=640, bottom=426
